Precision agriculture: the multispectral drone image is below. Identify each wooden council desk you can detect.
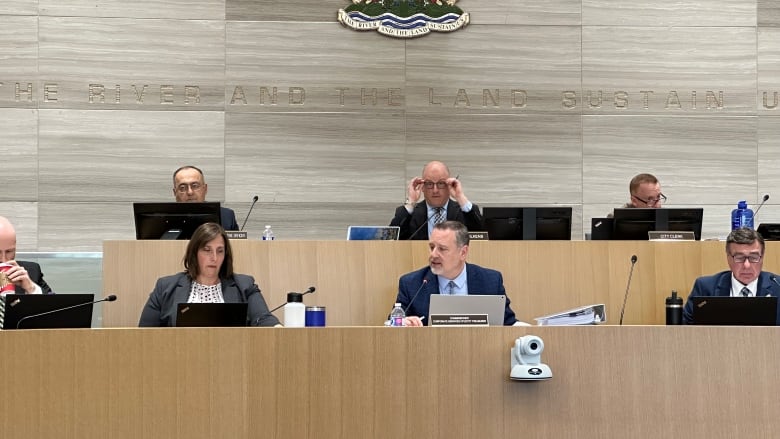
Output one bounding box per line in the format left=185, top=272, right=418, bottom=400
left=0, top=326, right=778, bottom=439
left=103, top=240, right=777, bottom=327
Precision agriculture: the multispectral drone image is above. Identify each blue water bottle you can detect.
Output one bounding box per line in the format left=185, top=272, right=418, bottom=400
left=731, top=200, right=754, bottom=230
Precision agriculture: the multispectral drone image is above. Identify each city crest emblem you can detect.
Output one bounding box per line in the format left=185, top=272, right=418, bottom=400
left=338, top=0, right=469, bottom=39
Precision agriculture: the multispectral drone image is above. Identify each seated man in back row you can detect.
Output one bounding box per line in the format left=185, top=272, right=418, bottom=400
left=0, top=216, right=51, bottom=295
left=172, top=165, right=239, bottom=230
left=396, top=221, right=520, bottom=326
left=608, top=173, right=666, bottom=217
left=683, top=227, right=780, bottom=324
left=390, top=161, right=483, bottom=240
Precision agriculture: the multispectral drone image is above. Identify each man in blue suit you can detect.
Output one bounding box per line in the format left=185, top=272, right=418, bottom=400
left=683, top=227, right=780, bottom=324
left=395, top=221, right=520, bottom=326
left=173, top=165, right=239, bottom=230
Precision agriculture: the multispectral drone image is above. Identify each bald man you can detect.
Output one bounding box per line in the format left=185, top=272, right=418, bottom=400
left=0, top=216, right=51, bottom=294
left=390, top=161, right=484, bottom=240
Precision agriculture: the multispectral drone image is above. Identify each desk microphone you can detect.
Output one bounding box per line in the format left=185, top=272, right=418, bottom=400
left=16, top=294, right=117, bottom=329
left=269, top=286, right=316, bottom=313
left=240, top=195, right=259, bottom=231
left=754, top=194, right=770, bottom=218
left=408, top=210, right=437, bottom=240
left=619, top=255, right=638, bottom=325
left=403, top=278, right=428, bottom=316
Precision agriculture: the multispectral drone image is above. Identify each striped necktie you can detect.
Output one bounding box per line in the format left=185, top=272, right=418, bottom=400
left=432, top=207, right=445, bottom=225
left=740, top=287, right=751, bottom=297
left=447, top=280, right=456, bottom=295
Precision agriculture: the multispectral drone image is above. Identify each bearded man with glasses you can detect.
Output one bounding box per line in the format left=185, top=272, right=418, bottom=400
left=682, top=227, right=780, bottom=324
left=173, top=166, right=239, bottom=231
left=390, top=161, right=484, bottom=240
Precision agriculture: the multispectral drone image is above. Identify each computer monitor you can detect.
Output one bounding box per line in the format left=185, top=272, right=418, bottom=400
left=482, top=207, right=572, bottom=240
left=611, top=208, right=703, bottom=240
left=133, top=202, right=222, bottom=240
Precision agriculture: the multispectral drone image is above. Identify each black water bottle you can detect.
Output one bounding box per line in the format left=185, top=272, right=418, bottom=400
left=665, top=290, right=683, bottom=325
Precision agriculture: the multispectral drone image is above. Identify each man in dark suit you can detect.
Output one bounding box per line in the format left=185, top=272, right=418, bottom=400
left=390, top=161, right=483, bottom=240
left=0, top=216, right=52, bottom=295
left=173, top=165, right=239, bottom=230
left=683, top=227, right=780, bottom=324
left=395, top=221, right=520, bottom=326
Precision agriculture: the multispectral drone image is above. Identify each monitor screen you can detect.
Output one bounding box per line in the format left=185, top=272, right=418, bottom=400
left=611, top=208, right=703, bottom=240
left=133, top=202, right=222, bottom=240
left=482, top=207, right=572, bottom=240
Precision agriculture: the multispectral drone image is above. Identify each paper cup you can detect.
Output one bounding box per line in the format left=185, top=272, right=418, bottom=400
left=0, top=263, right=15, bottom=294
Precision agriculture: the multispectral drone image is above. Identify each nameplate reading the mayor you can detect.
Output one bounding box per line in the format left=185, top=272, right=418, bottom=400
left=648, top=231, right=695, bottom=241
left=430, top=314, right=489, bottom=327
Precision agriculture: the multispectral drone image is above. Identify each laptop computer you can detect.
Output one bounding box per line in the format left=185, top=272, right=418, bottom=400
left=691, top=296, right=777, bottom=326
left=175, top=302, right=249, bottom=327
left=2, top=293, right=95, bottom=330
left=346, top=226, right=400, bottom=240
left=428, top=294, right=506, bottom=326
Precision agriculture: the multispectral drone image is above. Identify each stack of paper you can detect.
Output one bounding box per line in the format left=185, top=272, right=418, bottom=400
left=534, top=304, right=606, bottom=326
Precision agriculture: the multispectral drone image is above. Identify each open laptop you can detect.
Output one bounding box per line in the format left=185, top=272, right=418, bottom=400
left=691, top=296, right=777, bottom=326
left=346, top=226, right=400, bottom=241
left=2, top=293, right=95, bottom=330
left=175, top=302, right=249, bottom=327
left=428, top=294, right=506, bottom=326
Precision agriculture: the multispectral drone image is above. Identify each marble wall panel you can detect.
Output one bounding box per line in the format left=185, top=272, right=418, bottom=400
left=0, top=109, right=39, bottom=200
left=758, top=28, right=780, bottom=114
left=0, top=16, right=39, bottom=108
left=0, top=202, right=38, bottom=251
left=37, top=17, right=226, bottom=110
left=583, top=0, right=755, bottom=26
left=225, top=112, right=405, bottom=204
left=228, top=0, right=345, bottom=21
left=467, top=0, right=580, bottom=25
left=405, top=25, right=582, bottom=114
left=38, top=202, right=133, bottom=251
left=225, top=22, right=405, bottom=113
left=582, top=26, right=756, bottom=115
left=758, top=116, right=780, bottom=218
left=37, top=109, right=226, bottom=202
left=583, top=115, right=758, bottom=207
left=759, top=0, right=780, bottom=27
left=405, top=114, right=582, bottom=204
left=0, top=1, right=37, bottom=15
left=40, top=0, right=225, bottom=20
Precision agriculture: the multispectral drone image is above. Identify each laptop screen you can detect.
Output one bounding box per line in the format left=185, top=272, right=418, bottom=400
left=175, top=302, right=249, bottom=327
left=2, top=293, right=95, bottom=330
left=691, top=296, right=777, bottom=326
left=346, top=226, right=400, bottom=240
left=428, top=294, right=506, bottom=326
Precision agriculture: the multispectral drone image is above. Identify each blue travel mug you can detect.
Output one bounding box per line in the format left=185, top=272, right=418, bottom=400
left=305, top=306, right=326, bottom=327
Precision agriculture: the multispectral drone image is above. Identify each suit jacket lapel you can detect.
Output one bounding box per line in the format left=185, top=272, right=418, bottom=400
left=221, top=277, right=240, bottom=302
left=715, top=273, right=732, bottom=297
left=173, top=274, right=192, bottom=304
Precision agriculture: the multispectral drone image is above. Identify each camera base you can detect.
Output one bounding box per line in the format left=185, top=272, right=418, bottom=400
left=510, top=363, right=552, bottom=381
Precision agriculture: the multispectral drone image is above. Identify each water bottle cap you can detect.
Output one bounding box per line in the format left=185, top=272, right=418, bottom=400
left=265, top=225, right=271, bottom=229
left=287, top=292, right=303, bottom=303
left=738, top=200, right=748, bottom=209
left=394, top=303, right=402, bottom=307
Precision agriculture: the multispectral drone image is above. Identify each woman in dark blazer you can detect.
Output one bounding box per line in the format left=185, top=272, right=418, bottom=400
left=138, top=222, right=279, bottom=327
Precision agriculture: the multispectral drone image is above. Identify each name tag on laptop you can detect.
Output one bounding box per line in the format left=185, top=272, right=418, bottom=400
left=429, top=314, right=489, bottom=326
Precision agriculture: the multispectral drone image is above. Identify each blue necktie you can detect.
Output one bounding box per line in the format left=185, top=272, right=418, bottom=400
left=447, top=280, right=456, bottom=295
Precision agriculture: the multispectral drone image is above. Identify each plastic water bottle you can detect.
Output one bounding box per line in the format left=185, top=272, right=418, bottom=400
left=389, top=303, right=405, bottom=327
left=731, top=201, right=754, bottom=230
left=262, top=225, right=275, bottom=240
left=284, top=292, right=305, bottom=327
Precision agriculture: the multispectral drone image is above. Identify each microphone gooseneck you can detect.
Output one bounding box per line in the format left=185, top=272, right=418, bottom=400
left=408, top=210, right=438, bottom=240
left=754, top=194, right=770, bottom=218
left=403, top=278, right=428, bottom=316
left=15, top=294, right=118, bottom=329
left=240, top=195, right=260, bottom=231
left=619, top=255, right=638, bottom=325
left=269, top=286, right=317, bottom=313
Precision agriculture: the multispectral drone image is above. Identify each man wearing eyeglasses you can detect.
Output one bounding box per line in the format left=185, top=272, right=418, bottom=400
left=682, top=227, right=780, bottom=324
left=173, top=166, right=239, bottom=231
left=390, top=161, right=484, bottom=240
left=608, top=173, right=666, bottom=217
